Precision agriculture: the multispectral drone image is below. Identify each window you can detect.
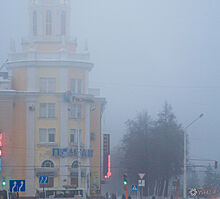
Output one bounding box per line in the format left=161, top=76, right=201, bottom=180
left=39, top=103, right=47, bottom=118
left=70, top=160, right=79, bottom=187
left=39, top=128, right=56, bottom=143
left=70, top=79, right=82, bottom=94
left=70, top=129, right=82, bottom=145
left=40, top=78, right=56, bottom=92
left=33, top=11, right=37, bottom=36
left=48, top=103, right=56, bottom=118
left=70, top=177, right=78, bottom=187
left=39, top=103, right=56, bottom=118
left=71, top=160, right=79, bottom=168
left=70, top=104, right=82, bottom=119
left=90, top=132, right=96, bottom=141
left=46, top=10, right=52, bottom=35
left=48, top=78, right=56, bottom=92
left=41, top=160, right=54, bottom=168
left=61, top=11, right=66, bottom=35
left=40, top=78, right=47, bottom=92
left=40, top=160, right=54, bottom=188
left=48, top=128, right=56, bottom=143
left=39, top=128, right=47, bottom=143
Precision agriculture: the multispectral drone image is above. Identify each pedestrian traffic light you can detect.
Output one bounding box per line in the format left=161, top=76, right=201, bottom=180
left=215, top=161, right=218, bottom=169
left=123, top=174, right=128, bottom=185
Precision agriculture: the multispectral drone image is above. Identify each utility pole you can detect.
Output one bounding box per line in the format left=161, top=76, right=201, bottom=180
left=125, top=184, right=128, bottom=199
left=176, top=180, right=179, bottom=199
left=183, top=113, right=204, bottom=199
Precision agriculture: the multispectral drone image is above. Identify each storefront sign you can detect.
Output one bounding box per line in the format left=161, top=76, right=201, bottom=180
left=64, top=91, right=94, bottom=103
left=52, top=148, right=93, bottom=158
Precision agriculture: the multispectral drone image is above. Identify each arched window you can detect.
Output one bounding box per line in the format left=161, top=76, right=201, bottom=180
left=33, top=11, right=37, bottom=36
left=41, top=160, right=54, bottom=168
left=61, top=11, right=66, bottom=35
left=71, top=160, right=79, bottom=168
left=46, top=10, right=52, bottom=35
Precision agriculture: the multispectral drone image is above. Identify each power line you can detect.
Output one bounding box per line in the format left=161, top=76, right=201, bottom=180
left=90, top=81, right=220, bottom=90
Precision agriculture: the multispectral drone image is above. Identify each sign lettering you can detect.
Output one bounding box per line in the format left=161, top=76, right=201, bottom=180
left=52, top=148, right=93, bottom=158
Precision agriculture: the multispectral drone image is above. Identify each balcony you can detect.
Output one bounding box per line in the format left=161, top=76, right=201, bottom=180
left=35, top=167, right=59, bottom=176
left=8, top=50, right=90, bottom=62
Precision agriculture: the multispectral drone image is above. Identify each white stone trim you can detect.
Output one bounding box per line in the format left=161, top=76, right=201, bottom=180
left=59, top=68, right=68, bottom=92
left=59, top=101, right=68, bottom=187
left=7, top=60, right=93, bottom=71
left=27, top=67, right=36, bottom=91
left=85, top=104, right=90, bottom=194
left=85, top=71, right=89, bottom=94
left=26, top=98, right=36, bottom=196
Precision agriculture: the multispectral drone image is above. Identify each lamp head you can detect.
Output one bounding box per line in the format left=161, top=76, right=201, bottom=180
left=199, top=113, right=204, bottom=118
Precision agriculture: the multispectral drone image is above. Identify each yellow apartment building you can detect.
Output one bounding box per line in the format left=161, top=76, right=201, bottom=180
left=0, top=0, right=105, bottom=197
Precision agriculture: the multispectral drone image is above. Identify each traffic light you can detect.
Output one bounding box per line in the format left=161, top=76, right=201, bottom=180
left=215, top=161, right=218, bottom=169
left=2, top=179, right=6, bottom=186
left=123, top=174, right=128, bottom=185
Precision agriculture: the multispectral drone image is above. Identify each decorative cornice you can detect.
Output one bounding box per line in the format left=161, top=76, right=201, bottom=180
left=6, top=60, right=93, bottom=71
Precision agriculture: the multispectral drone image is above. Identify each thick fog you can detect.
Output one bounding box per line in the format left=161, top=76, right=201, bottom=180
left=0, top=0, right=220, bottom=163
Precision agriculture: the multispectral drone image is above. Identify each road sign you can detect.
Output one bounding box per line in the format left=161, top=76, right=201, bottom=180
left=138, top=180, right=145, bottom=187
left=39, top=176, right=49, bottom=184
left=9, top=180, right=25, bottom=192
left=131, top=185, right=138, bottom=191
left=138, top=173, right=145, bottom=179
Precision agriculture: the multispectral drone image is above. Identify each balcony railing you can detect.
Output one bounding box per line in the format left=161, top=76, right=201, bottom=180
left=35, top=167, right=59, bottom=176
left=8, top=50, right=90, bottom=62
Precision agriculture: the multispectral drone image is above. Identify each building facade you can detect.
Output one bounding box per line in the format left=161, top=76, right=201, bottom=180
left=0, top=0, right=105, bottom=197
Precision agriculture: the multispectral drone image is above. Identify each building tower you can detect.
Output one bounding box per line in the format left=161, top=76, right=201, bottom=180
left=0, top=0, right=105, bottom=197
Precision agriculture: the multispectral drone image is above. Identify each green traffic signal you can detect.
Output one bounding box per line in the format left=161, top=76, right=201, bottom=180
left=123, top=180, right=128, bottom=185
left=2, top=180, right=6, bottom=186
left=123, top=174, right=128, bottom=185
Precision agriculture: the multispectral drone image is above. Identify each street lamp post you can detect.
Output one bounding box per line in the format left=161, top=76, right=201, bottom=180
left=183, top=113, right=204, bottom=199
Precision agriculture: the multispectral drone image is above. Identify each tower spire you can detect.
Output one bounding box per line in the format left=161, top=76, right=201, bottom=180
left=29, top=0, right=71, bottom=42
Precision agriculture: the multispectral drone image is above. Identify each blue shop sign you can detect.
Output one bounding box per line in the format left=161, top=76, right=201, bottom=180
left=64, top=91, right=94, bottom=103
left=52, top=148, right=94, bottom=158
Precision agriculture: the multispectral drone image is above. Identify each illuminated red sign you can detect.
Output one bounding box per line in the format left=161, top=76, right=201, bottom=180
left=104, top=155, right=111, bottom=179
left=0, top=133, right=3, bottom=157
left=0, top=133, right=2, bottom=147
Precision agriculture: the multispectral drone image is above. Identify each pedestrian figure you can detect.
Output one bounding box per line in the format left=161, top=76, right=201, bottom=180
left=128, top=195, right=131, bottom=199
left=106, top=192, right=109, bottom=199
left=122, top=194, right=125, bottom=199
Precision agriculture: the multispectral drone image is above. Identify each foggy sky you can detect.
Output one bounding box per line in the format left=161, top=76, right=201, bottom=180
left=0, top=0, right=220, bottom=165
